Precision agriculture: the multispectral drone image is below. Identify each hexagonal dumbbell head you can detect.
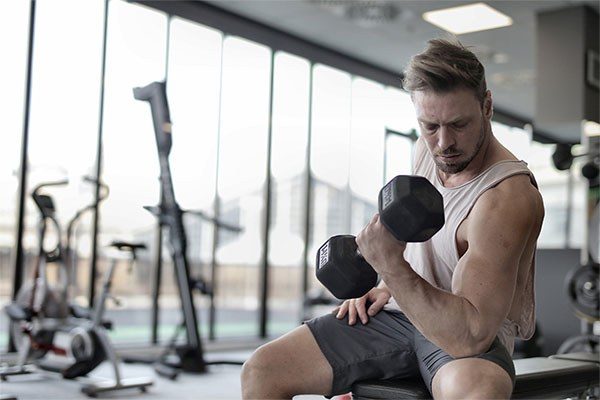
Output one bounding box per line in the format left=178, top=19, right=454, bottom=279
left=378, top=175, right=445, bottom=242
left=316, top=235, right=378, bottom=299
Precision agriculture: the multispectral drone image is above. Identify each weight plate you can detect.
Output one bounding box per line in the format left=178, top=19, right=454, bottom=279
left=565, top=263, right=600, bottom=322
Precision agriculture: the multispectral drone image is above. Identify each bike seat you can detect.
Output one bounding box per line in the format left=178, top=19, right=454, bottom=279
left=70, top=304, right=113, bottom=330
left=109, top=241, right=147, bottom=252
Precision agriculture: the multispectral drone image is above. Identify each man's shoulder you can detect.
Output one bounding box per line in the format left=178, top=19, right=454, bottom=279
left=474, top=173, right=544, bottom=225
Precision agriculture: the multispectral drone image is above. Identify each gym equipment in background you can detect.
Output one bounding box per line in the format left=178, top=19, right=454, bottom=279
left=556, top=133, right=599, bottom=355
left=0, top=180, right=153, bottom=396
left=316, top=175, right=444, bottom=299
left=128, top=81, right=243, bottom=380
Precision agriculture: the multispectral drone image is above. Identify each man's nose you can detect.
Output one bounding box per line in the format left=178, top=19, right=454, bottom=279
left=437, top=126, right=456, bottom=152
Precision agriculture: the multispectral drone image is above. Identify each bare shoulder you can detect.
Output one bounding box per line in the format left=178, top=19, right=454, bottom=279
left=470, top=174, right=544, bottom=237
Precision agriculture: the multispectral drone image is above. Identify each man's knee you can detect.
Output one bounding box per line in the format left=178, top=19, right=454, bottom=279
left=433, top=359, right=513, bottom=399
left=241, top=344, right=279, bottom=397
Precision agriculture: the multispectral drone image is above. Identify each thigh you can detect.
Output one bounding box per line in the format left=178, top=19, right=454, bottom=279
left=305, top=310, right=420, bottom=396
left=414, top=330, right=515, bottom=396
left=250, top=323, right=334, bottom=396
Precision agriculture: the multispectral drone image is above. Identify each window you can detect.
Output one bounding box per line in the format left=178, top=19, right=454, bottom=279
left=214, top=36, right=271, bottom=338
left=267, top=52, right=311, bottom=335
left=349, top=77, right=385, bottom=233
left=166, top=17, right=223, bottom=339
left=23, top=0, right=105, bottom=310
left=100, top=0, right=168, bottom=343
left=308, top=64, right=352, bottom=295
left=384, top=89, right=418, bottom=181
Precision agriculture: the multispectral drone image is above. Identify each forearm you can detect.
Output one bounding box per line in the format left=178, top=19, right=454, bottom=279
left=381, top=264, right=491, bottom=358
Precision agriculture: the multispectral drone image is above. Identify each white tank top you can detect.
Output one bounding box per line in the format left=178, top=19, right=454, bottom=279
left=384, top=137, right=537, bottom=354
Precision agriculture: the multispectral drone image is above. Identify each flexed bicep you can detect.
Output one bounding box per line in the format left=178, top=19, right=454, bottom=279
left=452, top=178, right=541, bottom=348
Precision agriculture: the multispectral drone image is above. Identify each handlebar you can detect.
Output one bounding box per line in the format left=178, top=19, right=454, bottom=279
left=83, top=175, right=110, bottom=203
left=31, top=180, right=69, bottom=219
left=32, top=179, right=69, bottom=196
left=65, top=176, right=110, bottom=252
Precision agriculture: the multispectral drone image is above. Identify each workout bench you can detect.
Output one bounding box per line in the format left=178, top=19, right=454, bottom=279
left=351, top=352, right=599, bottom=399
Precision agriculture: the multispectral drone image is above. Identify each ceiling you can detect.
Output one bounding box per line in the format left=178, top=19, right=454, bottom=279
left=204, top=0, right=599, bottom=142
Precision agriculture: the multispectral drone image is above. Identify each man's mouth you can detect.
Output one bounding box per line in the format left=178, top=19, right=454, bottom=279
left=438, top=154, right=460, bottom=160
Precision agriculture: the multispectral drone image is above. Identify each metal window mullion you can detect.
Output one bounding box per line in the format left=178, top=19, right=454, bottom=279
left=300, top=63, right=315, bottom=322
left=259, top=50, right=276, bottom=339
left=89, top=0, right=110, bottom=309
left=208, top=33, right=227, bottom=341
left=9, top=0, right=37, bottom=353
left=345, top=79, right=354, bottom=235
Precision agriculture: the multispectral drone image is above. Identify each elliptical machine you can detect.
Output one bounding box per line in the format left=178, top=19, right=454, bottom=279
left=1, top=178, right=153, bottom=396
left=126, top=81, right=244, bottom=379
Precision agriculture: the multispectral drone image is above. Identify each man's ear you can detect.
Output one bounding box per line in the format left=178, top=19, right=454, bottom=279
left=483, top=90, right=493, bottom=119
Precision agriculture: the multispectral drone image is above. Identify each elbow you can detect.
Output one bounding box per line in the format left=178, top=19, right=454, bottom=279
left=446, top=331, right=496, bottom=359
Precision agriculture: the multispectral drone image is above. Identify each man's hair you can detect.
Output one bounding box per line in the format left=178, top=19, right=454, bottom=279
left=402, top=38, right=487, bottom=104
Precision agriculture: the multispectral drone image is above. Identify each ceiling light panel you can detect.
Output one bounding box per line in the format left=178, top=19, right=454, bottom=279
left=423, top=3, right=513, bottom=35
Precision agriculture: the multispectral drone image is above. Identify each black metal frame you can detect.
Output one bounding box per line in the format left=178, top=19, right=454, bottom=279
left=9, top=0, right=36, bottom=353
left=7, top=0, right=579, bottom=352
left=89, top=0, right=110, bottom=309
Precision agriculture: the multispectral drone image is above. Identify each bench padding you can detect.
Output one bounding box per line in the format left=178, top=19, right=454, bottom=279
left=351, top=354, right=599, bottom=399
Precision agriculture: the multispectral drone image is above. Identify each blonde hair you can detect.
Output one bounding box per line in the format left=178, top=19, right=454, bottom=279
left=402, top=38, right=487, bottom=104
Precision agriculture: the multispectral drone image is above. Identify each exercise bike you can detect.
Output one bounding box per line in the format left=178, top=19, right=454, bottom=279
left=0, top=178, right=153, bottom=396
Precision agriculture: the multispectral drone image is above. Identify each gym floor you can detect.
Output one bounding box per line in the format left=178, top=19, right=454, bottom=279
left=0, top=349, right=324, bottom=400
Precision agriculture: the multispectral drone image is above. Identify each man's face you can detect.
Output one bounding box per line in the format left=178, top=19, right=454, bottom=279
left=413, top=88, right=491, bottom=174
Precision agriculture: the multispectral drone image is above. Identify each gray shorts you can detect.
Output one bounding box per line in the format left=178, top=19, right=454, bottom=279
left=305, top=310, right=515, bottom=397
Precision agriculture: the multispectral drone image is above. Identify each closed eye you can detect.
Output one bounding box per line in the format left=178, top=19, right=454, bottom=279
left=452, top=122, right=468, bottom=129
left=424, top=123, right=438, bottom=132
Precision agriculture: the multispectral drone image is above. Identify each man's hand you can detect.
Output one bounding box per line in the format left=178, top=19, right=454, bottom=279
left=333, top=287, right=391, bottom=325
left=356, top=214, right=409, bottom=277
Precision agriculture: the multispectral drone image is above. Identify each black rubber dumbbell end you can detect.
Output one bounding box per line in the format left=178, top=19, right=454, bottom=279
left=315, top=235, right=378, bottom=299
left=378, top=175, right=445, bottom=242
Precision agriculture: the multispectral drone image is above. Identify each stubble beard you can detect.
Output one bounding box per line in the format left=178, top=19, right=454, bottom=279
left=434, top=122, right=487, bottom=174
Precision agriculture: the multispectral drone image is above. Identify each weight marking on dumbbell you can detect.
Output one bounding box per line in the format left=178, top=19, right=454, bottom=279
left=318, top=242, right=330, bottom=269
left=382, top=183, right=393, bottom=210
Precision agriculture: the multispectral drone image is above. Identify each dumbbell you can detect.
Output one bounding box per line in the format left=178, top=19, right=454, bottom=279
left=315, top=175, right=445, bottom=299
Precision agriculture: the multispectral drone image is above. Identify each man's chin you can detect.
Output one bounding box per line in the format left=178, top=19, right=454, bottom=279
left=434, top=159, right=467, bottom=174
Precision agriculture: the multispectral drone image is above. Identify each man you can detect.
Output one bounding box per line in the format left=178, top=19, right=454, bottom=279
left=241, top=38, right=544, bottom=399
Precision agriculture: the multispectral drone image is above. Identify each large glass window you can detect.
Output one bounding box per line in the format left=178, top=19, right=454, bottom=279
left=349, top=77, right=385, bottom=234
left=24, top=0, right=105, bottom=312
left=100, top=0, right=167, bottom=344
left=383, top=88, right=417, bottom=181
left=267, top=52, right=310, bottom=335
left=215, top=36, right=271, bottom=338
left=384, top=87, right=419, bottom=135
left=0, top=0, right=31, bottom=352
left=385, top=134, right=414, bottom=182
left=492, top=122, right=531, bottom=161
left=308, top=64, right=352, bottom=296
left=165, top=17, right=223, bottom=340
